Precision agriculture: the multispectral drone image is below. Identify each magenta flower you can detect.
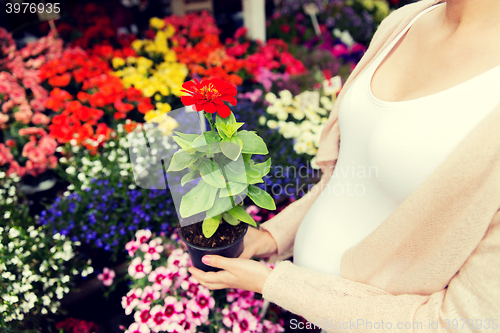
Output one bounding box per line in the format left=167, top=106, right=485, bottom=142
left=128, top=258, right=152, bottom=279
left=141, top=239, right=164, bottom=261
left=97, top=267, right=115, bottom=286
left=180, top=276, right=200, bottom=297
left=232, top=310, right=257, bottom=333
left=195, top=288, right=215, bottom=313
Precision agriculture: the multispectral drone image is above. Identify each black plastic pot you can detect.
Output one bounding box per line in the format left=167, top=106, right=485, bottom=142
left=178, top=223, right=248, bottom=272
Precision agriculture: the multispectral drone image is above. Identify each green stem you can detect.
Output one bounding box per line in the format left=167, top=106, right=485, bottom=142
left=204, top=112, right=215, bottom=132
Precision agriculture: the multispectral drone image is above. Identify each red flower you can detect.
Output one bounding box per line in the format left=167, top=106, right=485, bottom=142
left=180, top=78, right=237, bottom=118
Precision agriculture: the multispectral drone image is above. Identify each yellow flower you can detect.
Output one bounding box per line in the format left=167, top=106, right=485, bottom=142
left=131, top=40, right=143, bottom=52
left=158, top=85, right=170, bottom=96
left=112, top=57, right=125, bottom=69
left=150, top=17, right=166, bottom=30
left=144, top=110, right=162, bottom=122
left=142, top=85, right=157, bottom=98
left=164, top=24, right=175, bottom=38
left=154, top=94, right=162, bottom=101
left=156, top=115, right=178, bottom=136
left=155, top=102, right=172, bottom=114
left=126, top=56, right=137, bottom=65
left=164, top=50, right=177, bottom=63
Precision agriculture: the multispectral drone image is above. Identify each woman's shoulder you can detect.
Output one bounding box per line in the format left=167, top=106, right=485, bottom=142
left=372, top=0, right=443, bottom=44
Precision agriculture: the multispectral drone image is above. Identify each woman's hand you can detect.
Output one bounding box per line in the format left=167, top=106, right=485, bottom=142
left=238, top=226, right=278, bottom=259
left=187, top=255, right=273, bottom=294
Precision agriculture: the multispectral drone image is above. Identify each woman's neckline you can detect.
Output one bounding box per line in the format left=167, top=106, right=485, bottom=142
left=367, top=2, right=500, bottom=107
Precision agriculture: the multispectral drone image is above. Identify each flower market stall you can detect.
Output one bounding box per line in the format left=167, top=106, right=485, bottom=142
left=0, top=0, right=401, bottom=332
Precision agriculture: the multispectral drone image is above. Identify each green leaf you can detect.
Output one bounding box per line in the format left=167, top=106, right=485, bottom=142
left=179, top=179, right=218, bottom=218
left=181, top=170, right=200, bottom=186
left=248, top=185, right=276, bottom=210
left=242, top=153, right=252, bottom=163
left=237, top=130, right=269, bottom=155
left=206, top=196, right=234, bottom=218
left=219, top=182, right=247, bottom=197
left=215, top=123, right=230, bottom=139
left=220, top=157, right=247, bottom=183
left=252, top=158, right=271, bottom=177
left=167, top=150, right=200, bottom=172
left=199, top=159, right=226, bottom=188
left=173, top=136, right=196, bottom=154
left=220, top=136, right=242, bottom=161
left=202, top=214, right=221, bottom=238
left=187, top=159, right=202, bottom=171
left=227, top=206, right=257, bottom=227
left=216, top=112, right=236, bottom=126
left=222, top=212, right=240, bottom=226
left=228, top=122, right=244, bottom=136
left=192, top=132, right=222, bottom=154
left=173, top=131, right=199, bottom=142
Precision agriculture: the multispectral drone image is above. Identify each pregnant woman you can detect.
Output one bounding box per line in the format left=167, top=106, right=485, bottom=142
left=188, top=0, right=500, bottom=331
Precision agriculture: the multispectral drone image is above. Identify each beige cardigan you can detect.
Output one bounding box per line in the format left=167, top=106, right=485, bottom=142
left=260, top=0, right=500, bottom=331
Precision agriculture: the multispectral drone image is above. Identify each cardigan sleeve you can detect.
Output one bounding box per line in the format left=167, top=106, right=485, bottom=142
left=261, top=212, right=500, bottom=333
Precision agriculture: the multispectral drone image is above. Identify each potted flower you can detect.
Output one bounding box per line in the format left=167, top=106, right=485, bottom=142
left=166, top=78, right=276, bottom=272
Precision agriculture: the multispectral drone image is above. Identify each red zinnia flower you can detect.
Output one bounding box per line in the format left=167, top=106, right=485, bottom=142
left=180, top=78, right=237, bottom=118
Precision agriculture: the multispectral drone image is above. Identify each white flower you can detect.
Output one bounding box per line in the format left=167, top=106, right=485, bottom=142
left=265, top=92, right=277, bottom=104
left=8, top=228, right=20, bottom=238
left=66, top=166, right=76, bottom=175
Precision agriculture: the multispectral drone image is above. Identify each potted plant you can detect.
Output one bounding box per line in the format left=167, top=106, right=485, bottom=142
left=166, top=78, right=276, bottom=272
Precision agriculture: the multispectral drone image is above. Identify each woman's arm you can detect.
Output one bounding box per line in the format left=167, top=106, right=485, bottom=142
left=261, top=212, right=500, bottom=333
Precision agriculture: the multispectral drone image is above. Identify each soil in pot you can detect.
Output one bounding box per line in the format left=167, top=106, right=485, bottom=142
left=179, top=221, right=247, bottom=248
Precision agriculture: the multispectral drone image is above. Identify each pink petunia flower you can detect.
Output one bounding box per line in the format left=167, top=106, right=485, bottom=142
left=141, top=240, right=164, bottom=261
left=97, top=267, right=115, bottom=286
left=128, top=258, right=152, bottom=279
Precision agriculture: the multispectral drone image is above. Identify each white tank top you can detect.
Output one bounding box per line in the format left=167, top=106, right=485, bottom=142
left=293, top=2, right=500, bottom=276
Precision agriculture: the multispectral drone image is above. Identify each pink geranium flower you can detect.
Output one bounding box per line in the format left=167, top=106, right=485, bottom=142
left=97, top=267, right=115, bottom=286
left=125, top=323, right=150, bottom=333
left=122, top=288, right=143, bottom=315
left=141, top=240, right=164, bottom=261
left=128, top=258, right=152, bottom=279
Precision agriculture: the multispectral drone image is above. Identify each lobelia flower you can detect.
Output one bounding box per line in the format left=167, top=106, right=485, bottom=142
left=97, top=267, right=115, bottom=286
left=140, top=239, right=164, bottom=261
left=180, top=78, right=237, bottom=118
left=128, top=258, right=152, bottom=279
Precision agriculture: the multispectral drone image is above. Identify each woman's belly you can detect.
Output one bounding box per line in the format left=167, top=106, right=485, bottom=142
left=293, top=169, right=400, bottom=276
